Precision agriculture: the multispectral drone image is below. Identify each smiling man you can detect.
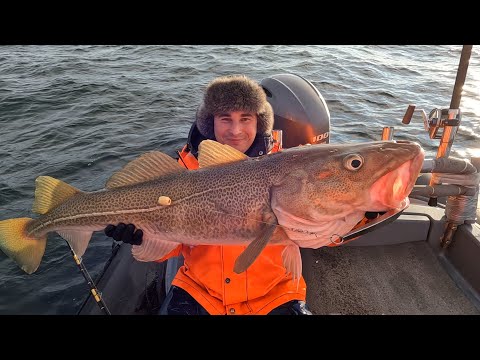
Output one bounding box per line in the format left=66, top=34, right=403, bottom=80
left=213, top=111, right=257, bottom=153
left=105, top=75, right=312, bottom=315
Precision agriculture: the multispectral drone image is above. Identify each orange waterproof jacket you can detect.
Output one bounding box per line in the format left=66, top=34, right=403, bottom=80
left=157, top=145, right=306, bottom=315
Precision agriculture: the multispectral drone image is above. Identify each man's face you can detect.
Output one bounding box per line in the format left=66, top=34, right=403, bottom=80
left=213, top=111, right=257, bottom=153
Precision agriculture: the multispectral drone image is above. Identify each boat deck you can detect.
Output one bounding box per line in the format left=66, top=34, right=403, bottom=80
left=306, top=242, right=479, bottom=315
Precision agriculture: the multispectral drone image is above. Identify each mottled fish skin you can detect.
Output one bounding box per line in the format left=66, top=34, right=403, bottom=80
left=0, top=140, right=424, bottom=274
left=29, top=140, right=423, bottom=245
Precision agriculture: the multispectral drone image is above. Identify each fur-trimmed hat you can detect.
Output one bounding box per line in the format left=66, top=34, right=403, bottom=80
left=196, top=75, right=274, bottom=139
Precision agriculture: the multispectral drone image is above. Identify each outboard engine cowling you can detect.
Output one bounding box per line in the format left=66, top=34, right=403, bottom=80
left=261, top=73, right=330, bottom=148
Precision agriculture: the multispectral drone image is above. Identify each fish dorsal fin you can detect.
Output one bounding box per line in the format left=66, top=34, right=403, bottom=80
left=106, top=151, right=186, bottom=189
left=198, top=140, right=248, bottom=168
left=32, top=176, right=81, bottom=215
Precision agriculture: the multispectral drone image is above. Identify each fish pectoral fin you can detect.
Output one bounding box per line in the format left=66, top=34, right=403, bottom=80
left=106, top=151, right=187, bottom=189
left=131, top=236, right=181, bottom=262
left=57, top=230, right=93, bottom=257
left=267, top=227, right=303, bottom=285
left=198, top=140, right=248, bottom=168
left=269, top=226, right=290, bottom=245
left=33, top=176, right=81, bottom=215
left=233, top=223, right=277, bottom=274
left=281, top=244, right=303, bottom=287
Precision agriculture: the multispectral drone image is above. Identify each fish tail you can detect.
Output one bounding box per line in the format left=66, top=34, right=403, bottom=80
left=0, top=218, right=47, bottom=274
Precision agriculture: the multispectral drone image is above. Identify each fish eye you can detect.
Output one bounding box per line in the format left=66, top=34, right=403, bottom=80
left=343, top=154, right=364, bottom=171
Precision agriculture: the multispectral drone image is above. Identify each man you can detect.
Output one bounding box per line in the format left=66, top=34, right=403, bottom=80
left=105, top=75, right=311, bottom=315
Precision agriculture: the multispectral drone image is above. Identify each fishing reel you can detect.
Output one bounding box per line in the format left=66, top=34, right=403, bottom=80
left=401, top=104, right=462, bottom=140
left=399, top=103, right=480, bottom=249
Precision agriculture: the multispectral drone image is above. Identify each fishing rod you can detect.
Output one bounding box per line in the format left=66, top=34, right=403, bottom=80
left=427, top=45, right=473, bottom=207
left=401, top=45, right=478, bottom=248
left=65, top=240, right=111, bottom=315
left=402, top=46, right=473, bottom=164
left=430, top=45, right=477, bottom=248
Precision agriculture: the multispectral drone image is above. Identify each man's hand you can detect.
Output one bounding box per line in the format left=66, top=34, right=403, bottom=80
left=104, top=223, right=143, bottom=245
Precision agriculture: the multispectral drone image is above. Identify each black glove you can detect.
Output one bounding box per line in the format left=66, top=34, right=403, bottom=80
left=104, top=223, right=143, bottom=245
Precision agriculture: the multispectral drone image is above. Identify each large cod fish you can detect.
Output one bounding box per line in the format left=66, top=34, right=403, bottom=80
left=0, top=140, right=424, bottom=278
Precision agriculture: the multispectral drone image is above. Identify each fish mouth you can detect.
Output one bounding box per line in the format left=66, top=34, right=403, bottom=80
left=369, top=148, right=425, bottom=211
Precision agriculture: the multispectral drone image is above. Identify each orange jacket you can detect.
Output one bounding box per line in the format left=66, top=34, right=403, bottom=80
left=157, top=144, right=306, bottom=315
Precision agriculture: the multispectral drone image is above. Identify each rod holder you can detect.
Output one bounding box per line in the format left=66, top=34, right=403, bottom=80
left=381, top=127, right=394, bottom=140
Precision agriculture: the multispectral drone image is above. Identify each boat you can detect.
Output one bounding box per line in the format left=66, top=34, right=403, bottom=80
left=77, top=46, right=480, bottom=315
